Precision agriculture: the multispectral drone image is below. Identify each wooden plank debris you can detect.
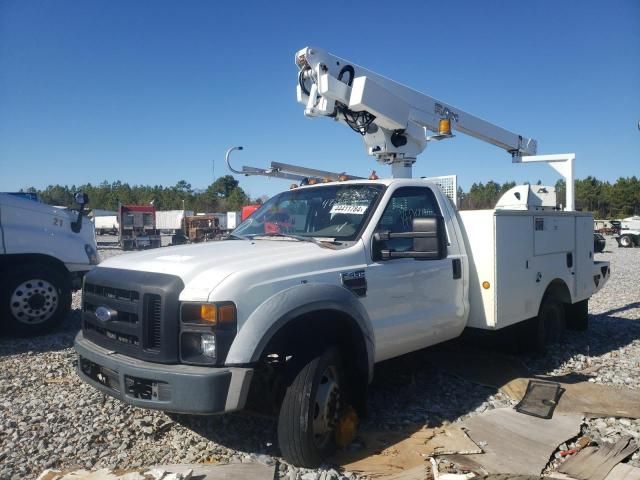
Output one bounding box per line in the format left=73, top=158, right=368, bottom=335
left=557, top=437, right=638, bottom=480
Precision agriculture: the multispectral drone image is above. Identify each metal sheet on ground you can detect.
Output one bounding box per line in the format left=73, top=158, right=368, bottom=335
left=333, top=425, right=481, bottom=478
left=557, top=437, right=638, bottom=480
left=459, top=408, right=583, bottom=475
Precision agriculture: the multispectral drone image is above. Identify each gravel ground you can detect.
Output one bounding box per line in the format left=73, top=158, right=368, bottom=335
left=1, top=236, right=638, bottom=480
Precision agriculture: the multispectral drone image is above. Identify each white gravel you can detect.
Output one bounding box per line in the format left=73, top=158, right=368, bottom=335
left=1, top=237, right=638, bottom=479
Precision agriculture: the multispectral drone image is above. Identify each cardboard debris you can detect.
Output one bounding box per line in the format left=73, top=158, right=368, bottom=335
left=426, top=351, right=640, bottom=418
left=558, top=437, right=638, bottom=480
left=333, top=424, right=481, bottom=478
left=459, top=408, right=583, bottom=475
left=504, top=377, right=640, bottom=419
left=604, top=463, right=640, bottom=480
left=36, top=464, right=274, bottom=480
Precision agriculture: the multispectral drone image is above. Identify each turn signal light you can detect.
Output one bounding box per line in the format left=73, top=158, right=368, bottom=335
left=200, top=304, right=216, bottom=322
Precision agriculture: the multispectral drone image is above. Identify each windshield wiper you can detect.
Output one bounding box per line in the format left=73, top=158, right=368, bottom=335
left=252, top=233, right=337, bottom=249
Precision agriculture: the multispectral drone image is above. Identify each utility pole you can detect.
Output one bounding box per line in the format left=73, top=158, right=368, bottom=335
left=212, top=158, right=215, bottom=186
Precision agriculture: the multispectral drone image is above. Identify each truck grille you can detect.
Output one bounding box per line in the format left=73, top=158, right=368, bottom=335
left=145, top=294, right=162, bottom=350
left=81, top=268, right=184, bottom=364
left=84, top=283, right=140, bottom=302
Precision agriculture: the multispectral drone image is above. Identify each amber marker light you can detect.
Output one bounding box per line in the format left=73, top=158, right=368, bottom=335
left=482, top=281, right=491, bottom=290
left=438, top=118, right=452, bottom=136
left=218, top=304, right=236, bottom=325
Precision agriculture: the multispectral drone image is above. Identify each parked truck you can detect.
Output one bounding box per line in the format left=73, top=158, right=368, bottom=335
left=118, top=205, right=161, bottom=251
left=614, top=216, right=640, bottom=248
left=75, top=47, right=610, bottom=467
left=1, top=192, right=99, bottom=336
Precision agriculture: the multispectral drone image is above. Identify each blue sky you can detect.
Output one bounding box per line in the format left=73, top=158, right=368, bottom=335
left=1, top=0, right=638, bottom=200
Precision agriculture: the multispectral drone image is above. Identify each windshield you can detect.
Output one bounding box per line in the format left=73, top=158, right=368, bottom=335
left=232, top=183, right=385, bottom=241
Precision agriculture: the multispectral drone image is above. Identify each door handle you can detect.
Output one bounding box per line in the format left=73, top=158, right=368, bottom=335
left=452, top=258, right=462, bottom=279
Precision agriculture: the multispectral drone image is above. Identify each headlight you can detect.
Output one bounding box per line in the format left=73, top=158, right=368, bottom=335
left=200, top=334, right=217, bottom=358
left=179, top=302, right=237, bottom=366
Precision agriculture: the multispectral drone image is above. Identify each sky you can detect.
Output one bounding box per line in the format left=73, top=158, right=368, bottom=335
left=1, top=0, right=639, bottom=200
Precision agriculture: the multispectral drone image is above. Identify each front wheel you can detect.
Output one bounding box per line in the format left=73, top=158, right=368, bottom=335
left=0, top=263, right=72, bottom=336
left=278, top=347, right=344, bottom=468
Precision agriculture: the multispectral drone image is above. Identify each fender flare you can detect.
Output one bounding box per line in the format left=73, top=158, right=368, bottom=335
left=225, top=283, right=375, bottom=381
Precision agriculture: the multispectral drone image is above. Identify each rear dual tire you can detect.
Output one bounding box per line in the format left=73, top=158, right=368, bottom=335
left=519, top=296, right=566, bottom=353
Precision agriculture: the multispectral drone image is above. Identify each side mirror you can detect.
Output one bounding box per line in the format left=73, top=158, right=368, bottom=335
left=71, top=191, right=90, bottom=233
left=75, top=192, right=89, bottom=206
left=411, top=217, right=446, bottom=259
left=374, top=216, right=446, bottom=261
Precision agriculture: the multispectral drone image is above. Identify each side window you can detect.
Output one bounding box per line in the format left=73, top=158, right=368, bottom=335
left=375, top=187, right=441, bottom=253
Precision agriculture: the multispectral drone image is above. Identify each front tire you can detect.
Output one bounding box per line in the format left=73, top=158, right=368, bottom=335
left=278, top=347, right=344, bottom=468
left=0, top=263, right=72, bottom=336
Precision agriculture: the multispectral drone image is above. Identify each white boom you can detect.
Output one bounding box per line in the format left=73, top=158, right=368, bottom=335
left=295, top=46, right=538, bottom=178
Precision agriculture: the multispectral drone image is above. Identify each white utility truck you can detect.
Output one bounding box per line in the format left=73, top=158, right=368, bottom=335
left=74, top=47, right=609, bottom=467
left=615, top=216, right=640, bottom=248
left=1, top=192, right=99, bottom=336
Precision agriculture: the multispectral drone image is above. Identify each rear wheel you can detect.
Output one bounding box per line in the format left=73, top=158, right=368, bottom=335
left=566, top=299, right=589, bottom=331
left=0, top=263, right=71, bottom=336
left=620, top=235, right=633, bottom=248
left=278, top=347, right=344, bottom=468
left=519, top=296, right=565, bottom=353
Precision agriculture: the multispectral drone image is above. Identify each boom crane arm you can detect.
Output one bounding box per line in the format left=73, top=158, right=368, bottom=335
left=295, top=46, right=538, bottom=178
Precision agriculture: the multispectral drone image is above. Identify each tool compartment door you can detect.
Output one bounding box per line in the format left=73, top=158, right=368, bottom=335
left=575, top=215, right=595, bottom=301
left=495, top=213, right=536, bottom=327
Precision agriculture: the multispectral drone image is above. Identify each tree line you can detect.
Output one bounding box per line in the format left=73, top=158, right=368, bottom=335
left=22, top=175, right=640, bottom=219
left=22, top=175, right=254, bottom=213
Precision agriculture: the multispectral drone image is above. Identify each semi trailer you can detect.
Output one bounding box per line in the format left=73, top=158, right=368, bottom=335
left=118, top=204, right=161, bottom=251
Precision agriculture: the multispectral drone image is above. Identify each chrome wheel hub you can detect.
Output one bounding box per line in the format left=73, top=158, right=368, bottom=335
left=10, top=279, right=58, bottom=325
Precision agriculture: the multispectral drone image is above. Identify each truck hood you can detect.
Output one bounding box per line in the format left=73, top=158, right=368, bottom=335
left=100, top=239, right=339, bottom=295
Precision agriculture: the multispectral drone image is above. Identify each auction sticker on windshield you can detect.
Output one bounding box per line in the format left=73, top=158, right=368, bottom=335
left=330, top=204, right=368, bottom=214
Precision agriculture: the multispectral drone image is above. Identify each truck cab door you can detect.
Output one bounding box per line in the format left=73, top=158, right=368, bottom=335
left=362, top=186, right=465, bottom=362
